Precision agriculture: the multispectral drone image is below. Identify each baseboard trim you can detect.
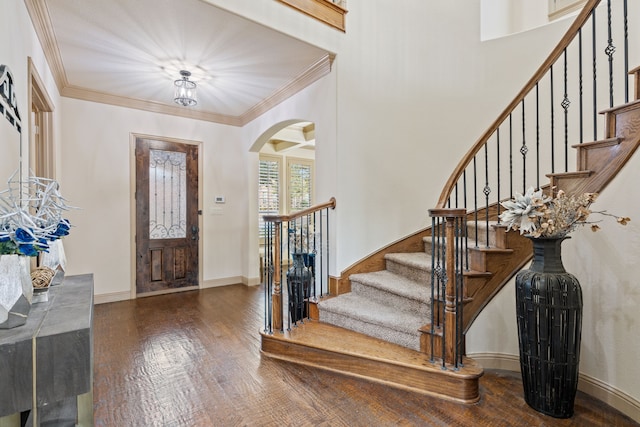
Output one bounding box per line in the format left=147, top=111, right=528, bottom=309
left=94, top=291, right=131, bottom=305
left=469, top=352, right=521, bottom=372
left=243, top=276, right=262, bottom=286
left=96, top=276, right=254, bottom=303
left=469, top=352, right=640, bottom=423
left=578, top=371, right=640, bottom=423
left=201, top=276, right=245, bottom=289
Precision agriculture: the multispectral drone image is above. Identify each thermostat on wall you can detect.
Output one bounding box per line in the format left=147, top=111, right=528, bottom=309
left=215, top=196, right=225, bottom=204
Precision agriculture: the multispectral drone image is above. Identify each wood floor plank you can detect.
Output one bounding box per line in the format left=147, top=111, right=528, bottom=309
left=93, top=284, right=639, bottom=426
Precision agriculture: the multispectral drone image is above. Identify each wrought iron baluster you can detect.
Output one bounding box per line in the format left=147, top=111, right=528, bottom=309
left=473, top=157, right=478, bottom=248
left=563, top=48, right=571, bottom=172
left=312, top=211, right=317, bottom=300
left=264, top=221, right=271, bottom=334
left=624, top=0, right=629, bottom=103
left=286, top=219, right=292, bottom=330
left=319, top=210, right=324, bottom=297
left=440, top=227, right=447, bottom=370
left=550, top=65, right=556, bottom=174
left=579, top=28, right=584, bottom=144
left=454, top=184, right=459, bottom=209
left=326, top=208, right=330, bottom=296
left=496, top=129, right=501, bottom=222
left=483, top=143, right=490, bottom=248
left=520, top=99, right=527, bottom=193
left=462, top=170, right=468, bottom=270
left=429, top=216, right=437, bottom=363
left=535, top=83, right=540, bottom=188
left=592, top=9, right=598, bottom=140
left=509, top=114, right=513, bottom=198
left=606, top=0, right=615, bottom=108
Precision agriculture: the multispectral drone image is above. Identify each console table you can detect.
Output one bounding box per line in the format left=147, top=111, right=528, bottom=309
left=0, top=274, right=94, bottom=427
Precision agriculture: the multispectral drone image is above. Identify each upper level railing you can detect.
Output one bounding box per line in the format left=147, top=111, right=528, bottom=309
left=429, top=0, right=635, bottom=367
left=262, top=198, right=336, bottom=334
left=276, top=0, right=348, bottom=32
left=438, top=0, right=632, bottom=214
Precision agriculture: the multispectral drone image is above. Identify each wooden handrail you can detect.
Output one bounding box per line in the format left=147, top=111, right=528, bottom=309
left=436, top=0, right=601, bottom=208
left=263, top=197, right=336, bottom=223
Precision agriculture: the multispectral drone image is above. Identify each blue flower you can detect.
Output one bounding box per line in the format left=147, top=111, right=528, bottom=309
left=52, top=220, right=70, bottom=237
left=17, top=244, right=38, bottom=257
left=14, top=228, right=35, bottom=244
left=35, top=238, right=50, bottom=252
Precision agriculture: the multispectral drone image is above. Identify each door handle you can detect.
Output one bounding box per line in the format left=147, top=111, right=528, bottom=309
left=191, top=225, right=199, bottom=241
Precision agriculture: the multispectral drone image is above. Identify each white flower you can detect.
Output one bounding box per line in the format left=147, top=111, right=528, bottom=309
left=499, top=186, right=628, bottom=238
left=499, top=187, right=549, bottom=235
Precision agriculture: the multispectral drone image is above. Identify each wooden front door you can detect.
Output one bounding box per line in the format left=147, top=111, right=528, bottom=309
left=135, top=137, right=199, bottom=294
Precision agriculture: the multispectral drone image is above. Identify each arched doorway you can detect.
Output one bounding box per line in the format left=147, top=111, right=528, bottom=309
left=249, top=120, right=316, bottom=284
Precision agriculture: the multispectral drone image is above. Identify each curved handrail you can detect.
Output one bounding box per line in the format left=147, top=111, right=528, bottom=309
left=263, top=197, right=336, bottom=223
left=436, top=0, right=601, bottom=208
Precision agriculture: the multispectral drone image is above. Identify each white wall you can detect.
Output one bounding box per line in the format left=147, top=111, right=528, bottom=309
left=481, top=0, right=571, bottom=41
left=243, top=71, right=337, bottom=278
left=59, top=99, right=247, bottom=298
left=332, top=0, right=571, bottom=270
left=0, top=1, right=61, bottom=185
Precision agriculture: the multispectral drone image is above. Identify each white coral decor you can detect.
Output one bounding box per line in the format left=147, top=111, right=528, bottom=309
left=499, top=187, right=629, bottom=238
left=499, top=187, right=550, bottom=236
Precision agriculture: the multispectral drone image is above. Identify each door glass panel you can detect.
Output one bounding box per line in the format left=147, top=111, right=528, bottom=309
left=149, top=149, right=187, bottom=239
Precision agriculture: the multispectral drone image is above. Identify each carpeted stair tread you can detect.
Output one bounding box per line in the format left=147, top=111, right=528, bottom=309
left=318, top=292, right=426, bottom=336
left=384, top=252, right=430, bottom=270
left=349, top=270, right=430, bottom=302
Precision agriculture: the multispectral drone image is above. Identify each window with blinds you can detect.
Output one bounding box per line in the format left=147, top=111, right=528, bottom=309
left=258, top=156, right=281, bottom=237
left=258, top=154, right=315, bottom=239
left=287, top=158, right=313, bottom=211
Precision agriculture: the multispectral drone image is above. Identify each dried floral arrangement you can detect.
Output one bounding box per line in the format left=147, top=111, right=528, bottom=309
left=499, top=187, right=630, bottom=238
left=0, top=173, right=73, bottom=256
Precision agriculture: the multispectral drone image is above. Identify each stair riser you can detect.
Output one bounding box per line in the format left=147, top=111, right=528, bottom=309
left=350, top=280, right=430, bottom=315
left=386, top=259, right=429, bottom=283
left=423, top=238, right=468, bottom=259
left=423, top=225, right=497, bottom=256
left=319, top=309, right=421, bottom=351
left=463, top=221, right=498, bottom=247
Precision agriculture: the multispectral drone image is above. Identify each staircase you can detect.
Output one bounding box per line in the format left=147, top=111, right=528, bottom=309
left=261, top=0, right=640, bottom=405
left=316, top=221, right=532, bottom=352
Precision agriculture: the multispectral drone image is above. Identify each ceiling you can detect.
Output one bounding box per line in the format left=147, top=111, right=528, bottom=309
left=24, top=0, right=333, bottom=128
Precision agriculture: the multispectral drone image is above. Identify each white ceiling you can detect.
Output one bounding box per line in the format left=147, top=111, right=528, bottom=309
left=25, top=0, right=333, bottom=126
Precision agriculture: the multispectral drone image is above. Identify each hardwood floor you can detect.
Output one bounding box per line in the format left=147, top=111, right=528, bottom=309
left=94, top=284, right=638, bottom=426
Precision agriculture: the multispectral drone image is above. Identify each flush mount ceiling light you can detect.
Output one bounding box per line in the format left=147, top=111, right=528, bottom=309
left=174, top=70, right=197, bottom=107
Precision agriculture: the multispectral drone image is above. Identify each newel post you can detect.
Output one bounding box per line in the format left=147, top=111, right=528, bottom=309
left=428, top=208, right=466, bottom=367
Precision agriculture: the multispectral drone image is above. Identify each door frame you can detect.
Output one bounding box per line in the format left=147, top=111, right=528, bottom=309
left=129, top=133, right=203, bottom=299
left=28, top=57, right=55, bottom=179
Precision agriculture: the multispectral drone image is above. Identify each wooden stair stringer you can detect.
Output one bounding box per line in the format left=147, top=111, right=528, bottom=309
left=461, top=229, right=532, bottom=332
left=548, top=99, right=640, bottom=195
left=260, top=320, right=483, bottom=404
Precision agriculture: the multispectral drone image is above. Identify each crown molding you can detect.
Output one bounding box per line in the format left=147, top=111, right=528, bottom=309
left=24, top=0, right=69, bottom=91
left=239, top=53, right=334, bottom=125
left=61, top=84, right=243, bottom=126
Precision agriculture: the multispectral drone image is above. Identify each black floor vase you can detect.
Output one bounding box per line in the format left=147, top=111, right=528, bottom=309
left=515, top=237, right=583, bottom=418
